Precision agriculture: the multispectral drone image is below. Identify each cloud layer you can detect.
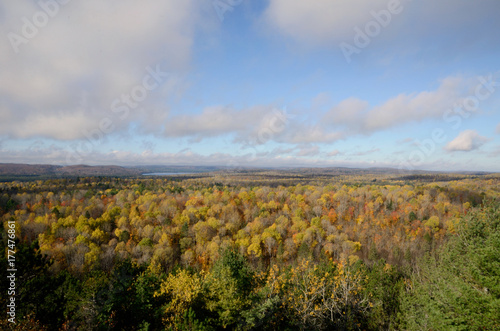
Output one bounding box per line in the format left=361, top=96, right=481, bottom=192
left=0, top=0, right=198, bottom=140
left=0, top=1, right=498, bottom=171
left=263, top=0, right=500, bottom=51
left=158, top=75, right=488, bottom=146
left=445, top=130, right=489, bottom=152
left=323, top=76, right=468, bottom=133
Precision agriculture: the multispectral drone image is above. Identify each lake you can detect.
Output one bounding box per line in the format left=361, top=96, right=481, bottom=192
left=142, top=172, right=204, bottom=176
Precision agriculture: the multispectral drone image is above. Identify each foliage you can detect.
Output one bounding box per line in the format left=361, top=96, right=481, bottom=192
left=263, top=259, right=372, bottom=330
left=399, top=199, right=500, bottom=330
left=0, top=174, right=498, bottom=329
left=155, top=268, right=204, bottom=328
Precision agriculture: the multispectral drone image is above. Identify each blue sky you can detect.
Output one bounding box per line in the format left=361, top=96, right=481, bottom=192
left=1, top=0, right=499, bottom=171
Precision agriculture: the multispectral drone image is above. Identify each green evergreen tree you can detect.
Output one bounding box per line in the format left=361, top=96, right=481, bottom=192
left=399, top=199, right=500, bottom=330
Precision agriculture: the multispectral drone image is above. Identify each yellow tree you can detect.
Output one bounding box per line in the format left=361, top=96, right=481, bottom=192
left=154, top=269, right=204, bottom=329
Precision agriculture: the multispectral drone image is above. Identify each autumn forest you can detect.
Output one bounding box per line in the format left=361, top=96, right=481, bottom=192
left=1, top=170, right=499, bottom=330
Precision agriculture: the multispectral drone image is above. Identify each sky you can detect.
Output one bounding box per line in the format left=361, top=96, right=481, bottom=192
left=1, top=0, right=500, bottom=172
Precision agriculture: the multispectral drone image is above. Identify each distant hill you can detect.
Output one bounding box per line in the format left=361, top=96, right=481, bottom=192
left=0, top=163, right=140, bottom=177
left=135, top=165, right=221, bottom=174
left=56, top=165, right=141, bottom=176
left=0, top=163, right=61, bottom=176
left=0, top=163, right=494, bottom=181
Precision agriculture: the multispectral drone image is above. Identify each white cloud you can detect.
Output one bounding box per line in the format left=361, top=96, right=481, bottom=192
left=160, top=74, right=489, bottom=146
left=350, top=148, right=381, bottom=156
left=163, top=106, right=250, bottom=138
left=444, top=130, right=489, bottom=152
left=364, top=76, right=465, bottom=131
left=11, top=111, right=98, bottom=140
left=496, top=123, right=500, bottom=134
left=263, top=0, right=389, bottom=44
left=270, top=146, right=295, bottom=155
left=263, top=0, right=500, bottom=46
left=328, top=149, right=343, bottom=157
left=162, top=105, right=344, bottom=146
left=163, top=105, right=289, bottom=143
left=296, top=145, right=320, bottom=157
left=323, top=75, right=475, bottom=134
left=280, top=124, right=343, bottom=144
left=0, top=0, right=200, bottom=140
left=324, top=97, right=369, bottom=129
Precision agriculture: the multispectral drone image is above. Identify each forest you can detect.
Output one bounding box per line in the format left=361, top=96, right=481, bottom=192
left=1, top=171, right=499, bottom=330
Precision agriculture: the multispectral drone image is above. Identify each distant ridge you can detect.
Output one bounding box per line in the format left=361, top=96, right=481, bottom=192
left=0, top=163, right=140, bottom=177
left=0, top=163, right=61, bottom=176
left=0, top=163, right=495, bottom=179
